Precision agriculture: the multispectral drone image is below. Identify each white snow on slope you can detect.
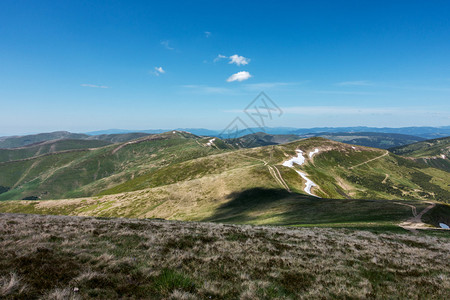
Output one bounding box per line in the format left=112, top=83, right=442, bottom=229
left=439, top=223, right=449, bottom=229
left=295, top=170, right=317, bottom=196
left=282, top=149, right=320, bottom=197
left=309, top=148, right=319, bottom=158
left=206, top=138, right=216, bottom=146
left=282, top=150, right=305, bottom=167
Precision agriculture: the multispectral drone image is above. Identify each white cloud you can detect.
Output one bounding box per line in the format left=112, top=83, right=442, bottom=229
left=152, top=66, right=165, bottom=76
left=229, top=54, right=250, bottom=66
left=336, top=80, right=373, bottom=86
left=80, top=84, right=109, bottom=88
left=161, top=40, right=174, bottom=50
left=214, top=54, right=250, bottom=66
left=205, top=31, right=211, bottom=38
left=227, top=71, right=252, bottom=82
left=214, top=54, right=227, bottom=63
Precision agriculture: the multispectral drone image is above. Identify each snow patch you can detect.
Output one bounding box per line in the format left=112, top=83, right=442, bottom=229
left=206, top=138, right=216, bottom=146
left=282, top=149, right=320, bottom=197
left=439, top=223, right=449, bottom=229
left=309, top=148, right=319, bottom=158
left=282, top=150, right=305, bottom=167
left=295, top=170, right=317, bottom=195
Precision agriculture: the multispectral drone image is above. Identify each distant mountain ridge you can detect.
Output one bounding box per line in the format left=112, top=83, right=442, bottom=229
left=1, top=126, right=449, bottom=149
left=85, top=126, right=450, bottom=139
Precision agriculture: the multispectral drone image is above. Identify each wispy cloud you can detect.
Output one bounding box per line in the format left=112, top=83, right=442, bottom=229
left=214, top=54, right=227, bottom=63
left=335, top=80, right=374, bottom=86
left=214, top=54, right=250, bottom=66
left=205, top=31, right=211, bottom=38
left=336, top=80, right=450, bottom=92
left=181, top=85, right=233, bottom=94
left=227, top=71, right=252, bottom=82
left=153, top=66, right=165, bottom=76
left=226, top=106, right=446, bottom=116
left=243, top=82, right=306, bottom=91
left=161, top=40, right=174, bottom=50
left=314, top=90, right=374, bottom=95
left=80, top=84, right=109, bottom=89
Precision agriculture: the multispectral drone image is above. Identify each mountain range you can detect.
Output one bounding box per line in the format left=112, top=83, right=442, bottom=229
left=1, top=130, right=449, bottom=230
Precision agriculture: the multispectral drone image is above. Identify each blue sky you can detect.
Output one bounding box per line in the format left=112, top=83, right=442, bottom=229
left=1, top=0, right=449, bottom=135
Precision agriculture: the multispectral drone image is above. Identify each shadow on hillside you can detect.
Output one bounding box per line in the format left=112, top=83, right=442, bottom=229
left=204, top=187, right=313, bottom=224
left=205, top=188, right=423, bottom=226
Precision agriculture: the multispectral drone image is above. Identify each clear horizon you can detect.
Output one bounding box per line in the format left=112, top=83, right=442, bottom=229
left=1, top=1, right=449, bottom=135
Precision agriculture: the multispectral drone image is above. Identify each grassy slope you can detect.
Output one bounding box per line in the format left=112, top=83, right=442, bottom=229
left=389, top=136, right=450, bottom=172
left=1, top=213, right=449, bottom=299
left=0, top=139, right=112, bottom=163
left=0, top=137, right=449, bottom=228
left=226, top=132, right=300, bottom=148
left=86, top=132, right=152, bottom=143
left=389, top=136, right=450, bottom=157
left=301, top=132, right=425, bottom=149
left=0, top=131, right=89, bottom=148
left=0, top=132, right=227, bottom=200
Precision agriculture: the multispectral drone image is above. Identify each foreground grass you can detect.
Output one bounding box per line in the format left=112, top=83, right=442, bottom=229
left=1, top=213, right=449, bottom=299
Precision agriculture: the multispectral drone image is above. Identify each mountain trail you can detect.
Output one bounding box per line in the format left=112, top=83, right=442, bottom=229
left=382, top=173, right=389, bottom=184
left=349, top=151, right=389, bottom=170
left=399, top=202, right=438, bottom=233
left=12, top=160, right=40, bottom=189
left=268, top=165, right=291, bottom=192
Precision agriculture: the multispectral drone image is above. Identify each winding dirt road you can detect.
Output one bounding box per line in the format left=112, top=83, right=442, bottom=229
left=399, top=202, right=436, bottom=233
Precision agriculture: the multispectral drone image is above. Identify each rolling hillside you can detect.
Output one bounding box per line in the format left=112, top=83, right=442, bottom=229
left=0, top=132, right=449, bottom=230
left=0, top=131, right=89, bottom=148
left=226, top=132, right=300, bottom=148
left=225, top=131, right=424, bottom=149
left=389, top=136, right=450, bottom=172
left=0, top=139, right=112, bottom=163
left=0, top=131, right=227, bottom=201
left=86, top=132, right=152, bottom=143
left=298, top=132, right=425, bottom=149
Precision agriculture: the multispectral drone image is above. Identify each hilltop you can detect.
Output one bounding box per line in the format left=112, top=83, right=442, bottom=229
left=0, top=131, right=89, bottom=149
left=0, top=139, right=112, bottom=163
left=390, top=136, right=450, bottom=172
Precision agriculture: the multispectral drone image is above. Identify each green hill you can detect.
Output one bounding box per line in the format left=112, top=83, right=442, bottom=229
left=0, top=139, right=112, bottom=163
left=299, top=132, right=425, bottom=149
left=226, top=132, right=300, bottom=148
left=0, top=131, right=227, bottom=200
left=0, top=133, right=449, bottom=231
left=389, top=136, right=450, bottom=172
left=86, top=132, right=152, bottom=143
left=0, top=131, right=89, bottom=148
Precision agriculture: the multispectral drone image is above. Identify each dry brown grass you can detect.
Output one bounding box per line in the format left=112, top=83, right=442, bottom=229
left=0, top=213, right=449, bottom=299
